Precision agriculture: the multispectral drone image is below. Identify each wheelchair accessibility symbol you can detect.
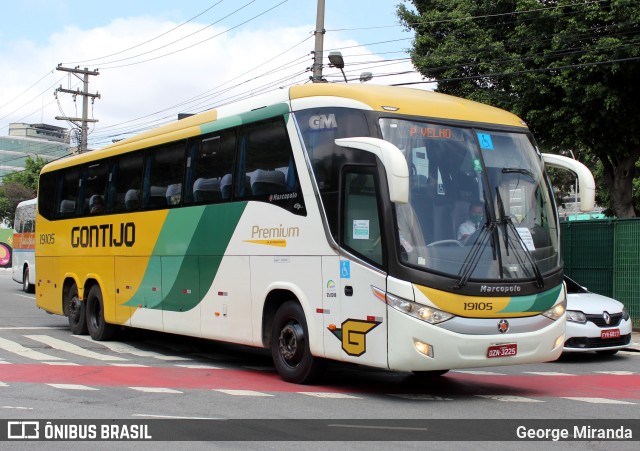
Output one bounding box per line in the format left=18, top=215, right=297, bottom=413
left=340, top=260, right=350, bottom=279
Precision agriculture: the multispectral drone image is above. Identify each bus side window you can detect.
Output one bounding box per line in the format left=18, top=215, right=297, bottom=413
left=56, top=167, right=82, bottom=218
left=235, top=116, right=298, bottom=200
left=110, top=152, right=143, bottom=213
left=82, top=160, right=109, bottom=216
left=341, top=170, right=384, bottom=266
left=143, top=142, right=185, bottom=210
left=184, top=130, right=235, bottom=205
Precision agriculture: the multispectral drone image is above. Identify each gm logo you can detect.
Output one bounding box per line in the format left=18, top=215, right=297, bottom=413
left=309, top=114, right=337, bottom=130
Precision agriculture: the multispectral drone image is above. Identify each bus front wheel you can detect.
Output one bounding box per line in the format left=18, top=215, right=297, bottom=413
left=271, top=301, right=324, bottom=384
left=67, top=284, right=87, bottom=335
left=86, top=285, right=117, bottom=341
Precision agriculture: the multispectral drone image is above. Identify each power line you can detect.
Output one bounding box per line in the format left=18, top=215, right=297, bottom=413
left=61, top=1, right=226, bottom=65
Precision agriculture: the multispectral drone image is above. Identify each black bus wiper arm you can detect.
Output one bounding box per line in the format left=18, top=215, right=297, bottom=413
left=454, top=221, right=495, bottom=289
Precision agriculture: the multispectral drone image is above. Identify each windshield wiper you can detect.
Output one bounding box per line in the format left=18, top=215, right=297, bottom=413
left=502, top=167, right=536, bottom=179
left=454, top=199, right=497, bottom=289
left=495, top=188, right=544, bottom=288
left=454, top=220, right=495, bottom=289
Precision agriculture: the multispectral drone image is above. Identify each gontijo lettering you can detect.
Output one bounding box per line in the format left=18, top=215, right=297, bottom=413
left=71, top=222, right=135, bottom=248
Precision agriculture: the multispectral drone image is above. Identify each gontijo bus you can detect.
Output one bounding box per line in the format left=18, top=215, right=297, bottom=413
left=35, top=84, right=595, bottom=383
left=13, top=197, right=37, bottom=293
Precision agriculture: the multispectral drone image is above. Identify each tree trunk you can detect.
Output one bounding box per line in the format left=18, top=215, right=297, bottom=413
left=601, top=152, right=639, bottom=218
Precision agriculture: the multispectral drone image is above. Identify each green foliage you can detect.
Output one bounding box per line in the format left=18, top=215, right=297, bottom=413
left=3, top=155, right=47, bottom=191
left=398, top=0, right=640, bottom=217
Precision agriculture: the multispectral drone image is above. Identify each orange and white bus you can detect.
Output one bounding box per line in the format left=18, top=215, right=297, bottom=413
left=35, top=84, right=594, bottom=383
left=13, top=197, right=37, bottom=293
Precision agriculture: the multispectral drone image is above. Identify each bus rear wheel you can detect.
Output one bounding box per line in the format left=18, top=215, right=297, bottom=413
left=86, top=285, right=117, bottom=341
left=271, top=301, right=324, bottom=384
left=67, top=283, right=87, bottom=335
left=23, top=267, right=34, bottom=293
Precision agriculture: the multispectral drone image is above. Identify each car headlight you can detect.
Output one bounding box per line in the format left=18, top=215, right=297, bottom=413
left=386, top=292, right=454, bottom=324
left=542, top=300, right=566, bottom=321
left=622, top=307, right=630, bottom=321
left=566, top=309, right=587, bottom=324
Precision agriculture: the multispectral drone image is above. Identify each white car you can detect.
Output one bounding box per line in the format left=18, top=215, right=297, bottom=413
left=564, top=276, right=632, bottom=355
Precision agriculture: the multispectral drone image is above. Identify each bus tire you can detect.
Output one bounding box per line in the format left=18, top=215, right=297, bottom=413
left=23, top=267, right=34, bottom=293
left=86, top=285, right=117, bottom=341
left=67, top=283, right=88, bottom=335
left=271, top=301, right=325, bottom=384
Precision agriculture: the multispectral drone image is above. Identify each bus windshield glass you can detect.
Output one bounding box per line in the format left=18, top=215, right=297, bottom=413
left=379, top=118, right=559, bottom=282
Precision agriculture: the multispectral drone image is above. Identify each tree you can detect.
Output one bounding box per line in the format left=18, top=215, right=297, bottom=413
left=3, top=155, right=47, bottom=191
left=397, top=0, right=640, bottom=217
left=0, top=156, right=46, bottom=226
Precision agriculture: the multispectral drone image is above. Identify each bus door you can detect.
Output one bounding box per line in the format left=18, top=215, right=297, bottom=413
left=322, top=168, right=388, bottom=368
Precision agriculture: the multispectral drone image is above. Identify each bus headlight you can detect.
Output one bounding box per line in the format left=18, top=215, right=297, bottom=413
left=386, top=293, right=454, bottom=324
left=542, top=300, right=566, bottom=321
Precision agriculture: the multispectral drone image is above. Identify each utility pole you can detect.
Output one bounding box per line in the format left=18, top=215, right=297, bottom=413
left=311, top=0, right=326, bottom=83
left=55, top=65, right=100, bottom=153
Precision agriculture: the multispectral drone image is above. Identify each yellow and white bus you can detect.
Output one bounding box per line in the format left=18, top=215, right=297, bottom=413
left=35, top=84, right=594, bottom=383
left=13, top=197, right=37, bottom=293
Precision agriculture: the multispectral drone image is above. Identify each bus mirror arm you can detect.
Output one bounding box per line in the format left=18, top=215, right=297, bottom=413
left=335, top=137, right=409, bottom=204
left=541, top=153, right=596, bottom=212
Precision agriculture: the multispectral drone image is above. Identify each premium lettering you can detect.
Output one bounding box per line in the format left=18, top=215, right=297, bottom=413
left=251, top=224, right=299, bottom=239
left=71, top=223, right=135, bottom=248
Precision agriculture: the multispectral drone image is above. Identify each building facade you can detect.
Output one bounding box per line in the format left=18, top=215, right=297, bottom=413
left=0, top=123, right=74, bottom=179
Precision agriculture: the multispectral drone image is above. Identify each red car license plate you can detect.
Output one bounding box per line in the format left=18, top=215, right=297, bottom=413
left=601, top=329, right=620, bottom=339
left=487, top=343, right=517, bottom=358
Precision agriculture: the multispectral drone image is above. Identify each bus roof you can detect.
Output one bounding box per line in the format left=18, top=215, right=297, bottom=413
left=41, top=84, right=527, bottom=174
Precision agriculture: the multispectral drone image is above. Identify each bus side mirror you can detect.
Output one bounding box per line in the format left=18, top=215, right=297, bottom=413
left=542, top=153, right=596, bottom=212
left=335, top=137, right=409, bottom=204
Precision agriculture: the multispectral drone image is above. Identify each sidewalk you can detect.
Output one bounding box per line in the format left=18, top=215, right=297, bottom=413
left=628, top=330, right=640, bottom=352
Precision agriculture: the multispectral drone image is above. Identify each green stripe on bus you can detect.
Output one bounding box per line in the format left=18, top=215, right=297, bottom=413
left=199, top=103, right=290, bottom=135
left=498, top=284, right=562, bottom=313
left=123, top=202, right=247, bottom=310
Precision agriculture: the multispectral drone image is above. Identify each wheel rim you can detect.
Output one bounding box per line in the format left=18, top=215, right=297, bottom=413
left=278, top=320, right=305, bottom=367
left=23, top=270, right=29, bottom=291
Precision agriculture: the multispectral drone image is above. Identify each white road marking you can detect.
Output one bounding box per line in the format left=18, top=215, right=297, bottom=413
left=562, top=397, right=635, bottom=405
left=73, top=335, right=191, bottom=361
left=475, top=395, right=544, bottom=402
left=129, top=387, right=183, bottom=393
left=132, top=414, right=221, bottom=420
left=1, top=405, right=33, bottom=410
left=595, top=371, right=636, bottom=375
left=453, top=370, right=506, bottom=375
left=214, top=389, right=273, bottom=397
left=0, top=337, right=65, bottom=361
left=299, top=392, right=361, bottom=399
left=524, top=372, right=575, bottom=376
left=47, top=383, right=99, bottom=390
left=25, top=335, right=128, bottom=361
left=175, top=364, right=221, bottom=369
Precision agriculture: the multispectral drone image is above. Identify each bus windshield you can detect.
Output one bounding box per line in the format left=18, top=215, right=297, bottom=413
left=379, top=118, right=559, bottom=283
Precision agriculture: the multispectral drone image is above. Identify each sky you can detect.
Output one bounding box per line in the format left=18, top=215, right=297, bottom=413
left=0, top=0, right=428, bottom=149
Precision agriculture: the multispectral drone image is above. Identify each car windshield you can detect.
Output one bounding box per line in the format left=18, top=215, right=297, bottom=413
left=380, top=118, right=559, bottom=284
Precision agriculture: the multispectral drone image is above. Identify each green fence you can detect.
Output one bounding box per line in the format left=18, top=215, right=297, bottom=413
left=561, top=219, right=640, bottom=328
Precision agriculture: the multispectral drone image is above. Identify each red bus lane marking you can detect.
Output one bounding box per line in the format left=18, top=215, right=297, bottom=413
left=1, top=365, right=639, bottom=399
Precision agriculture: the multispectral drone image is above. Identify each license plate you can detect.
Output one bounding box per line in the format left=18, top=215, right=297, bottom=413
left=601, top=329, right=620, bottom=339
left=487, top=343, right=517, bottom=358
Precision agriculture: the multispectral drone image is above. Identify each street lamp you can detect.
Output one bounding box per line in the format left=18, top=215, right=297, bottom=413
left=328, top=51, right=348, bottom=83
